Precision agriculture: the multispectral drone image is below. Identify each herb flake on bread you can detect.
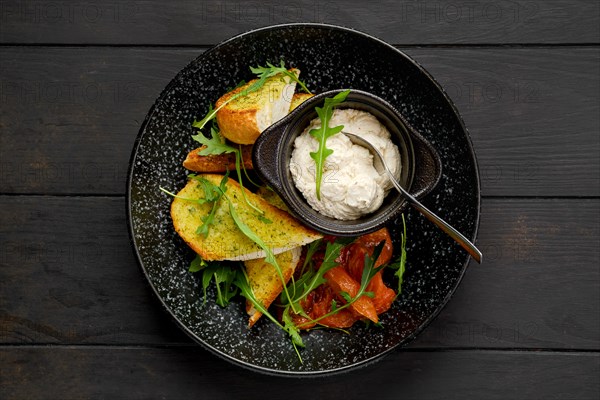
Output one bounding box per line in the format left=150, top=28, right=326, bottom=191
left=170, top=174, right=321, bottom=261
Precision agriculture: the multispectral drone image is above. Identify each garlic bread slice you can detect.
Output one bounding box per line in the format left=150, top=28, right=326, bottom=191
left=184, top=92, right=313, bottom=173
left=215, top=69, right=299, bottom=144
left=244, top=186, right=296, bottom=327
left=170, top=174, right=321, bottom=261
left=244, top=246, right=301, bottom=327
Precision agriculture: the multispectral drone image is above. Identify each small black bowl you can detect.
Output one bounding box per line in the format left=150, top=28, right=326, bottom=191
left=253, top=89, right=442, bottom=236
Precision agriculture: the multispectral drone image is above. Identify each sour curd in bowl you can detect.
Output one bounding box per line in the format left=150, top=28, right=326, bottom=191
left=290, top=108, right=401, bottom=220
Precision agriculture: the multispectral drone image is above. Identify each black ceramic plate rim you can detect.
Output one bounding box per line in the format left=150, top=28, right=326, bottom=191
left=126, top=22, right=481, bottom=376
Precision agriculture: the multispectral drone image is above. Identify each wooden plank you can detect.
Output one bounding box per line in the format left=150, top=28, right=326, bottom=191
left=0, top=1, right=598, bottom=45
left=412, top=198, right=600, bottom=349
left=1, top=197, right=598, bottom=349
left=0, top=347, right=598, bottom=399
left=0, top=47, right=199, bottom=195
left=0, top=195, right=189, bottom=344
left=1, top=47, right=598, bottom=196
left=408, top=47, right=600, bottom=197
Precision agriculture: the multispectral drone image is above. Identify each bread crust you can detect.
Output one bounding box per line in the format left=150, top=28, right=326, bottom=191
left=244, top=247, right=301, bottom=327
left=215, top=89, right=261, bottom=144
left=182, top=145, right=253, bottom=172
left=290, top=92, right=313, bottom=111
left=215, top=69, right=298, bottom=144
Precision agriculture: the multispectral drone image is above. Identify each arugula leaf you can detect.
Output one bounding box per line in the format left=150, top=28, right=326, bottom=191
left=235, top=269, right=277, bottom=323
left=196, top=212, right=215, bottom=237
left=212, top=264, right=239, bottom=307
left=295, top=240, right=387, bottom=328
left=188, top=173, right=224, bottom=202
left=359, top=241, right=387, bottom=291
left=231, top=145, right=267, bottom=218
left=160, top=174, right=227, bottom=237
left=339, top=291, right=352, bottom=303
left=189, top=255, right=207, bottom=273
left=227, top=201, right=272, bottom=261
left=250, top=60, right=311, bottom=94
left=237, top=144, right=261, bottom=188
left=190, top=257, right=239, bottom=307
left=281, top=239, right=347, bottom=308
left=191, top=128, right=266, bottom=219
left=309, top=90, right=350, bottom=200
left=224, top=196, right=299, bottom=314
left=282, top=307, right=305, bottom=352
left=296, top=238, right=322, bottom=279
left=296, top=241, right=343, bottom=298
left=192, top=126, right=237, bottom=155
left=387, top=214, right=408, bottom=295
left=199, top=263, right=239, bottom=307
left=234, top=268, right=293, bottom=338
left=193, top=60, right=311, bottom=131
left=227, top=79, right=247, bottom=91
left=192, top=104, right=217, bottom=131
left=192, top=173, right=228, bottom=237
left=159, top=187, right=212, bottom=205
left=331, top=299, right=339, bottom=312
left=235, top=269, right=304, bottom=360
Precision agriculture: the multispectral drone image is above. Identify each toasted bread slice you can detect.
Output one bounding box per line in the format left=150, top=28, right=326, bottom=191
left=290, top=92, right=314, bottom=111
left=182, top=145, right=253, bottom=173
left=170, top=174, right=321, bottom=261
left=215, top=69, right=299, bottom=145
left=184, top=92, right=313, bottom=172
left=244, top=186, right=294, bottom=326
left=256, top=186, right=288, bottom=211
left=244, top=246, right=301, bottom=327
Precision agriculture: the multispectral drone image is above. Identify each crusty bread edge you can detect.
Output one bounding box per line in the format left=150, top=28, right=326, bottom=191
left=246, top=246, right=302, bottom=327
left=182, top=145, right=253, bottom=173
left=215, top=69, right=299, bottom=145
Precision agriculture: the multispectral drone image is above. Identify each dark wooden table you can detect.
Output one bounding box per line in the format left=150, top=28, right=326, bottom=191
left=1, top=1, right=599, bottom=399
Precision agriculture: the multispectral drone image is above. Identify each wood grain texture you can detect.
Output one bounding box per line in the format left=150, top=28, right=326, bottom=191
left=0, top=47, right=199, bottom=195
left=1, top=1, right=597, bottom=397
left=0, top=195, right=188, bottom=345
left=1, top=47, right=598, bottom=196
left=0, top=1, right=598, bottom=45
left=413, top=198, right=600, bottom=349
left=1, top=196, right=598, bottom=349
left=410, top=47, right=600, bottom=197
left=1, top=347, right=598, bottom=400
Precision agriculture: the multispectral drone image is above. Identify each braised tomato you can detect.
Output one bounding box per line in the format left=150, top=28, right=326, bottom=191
left=290, top=227, right=396, bottom=329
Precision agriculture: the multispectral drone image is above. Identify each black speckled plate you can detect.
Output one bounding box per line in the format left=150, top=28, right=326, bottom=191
left=127, top=23, right=480, bottom=376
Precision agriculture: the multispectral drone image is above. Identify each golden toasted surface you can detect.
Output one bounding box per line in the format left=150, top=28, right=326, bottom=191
left=290, top=92, right=314, bottom=111
left=244, top=247, right=301, bottom=327
left=182, top=145, right=253, bottom=172
left=215, top=69, right=298, bottom=145
left=256, top=186, right=288, bottom=211
left=183, top=92, right=311, bottom=173
left=170, top=174, right=321, bottom=261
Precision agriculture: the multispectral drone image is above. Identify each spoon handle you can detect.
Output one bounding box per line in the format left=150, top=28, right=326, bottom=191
left=387, top=161, right=482, bottom=263
left=407, top=195, right=482, bottom=263
left=342, top=131, right=482, bottom=263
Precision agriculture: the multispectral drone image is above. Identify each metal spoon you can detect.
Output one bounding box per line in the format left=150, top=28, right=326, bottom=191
left=343, top=132, right=482, bottom=263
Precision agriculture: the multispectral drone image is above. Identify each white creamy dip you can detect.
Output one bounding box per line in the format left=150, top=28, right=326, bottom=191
left=290, top=108, right=401, bottom=220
